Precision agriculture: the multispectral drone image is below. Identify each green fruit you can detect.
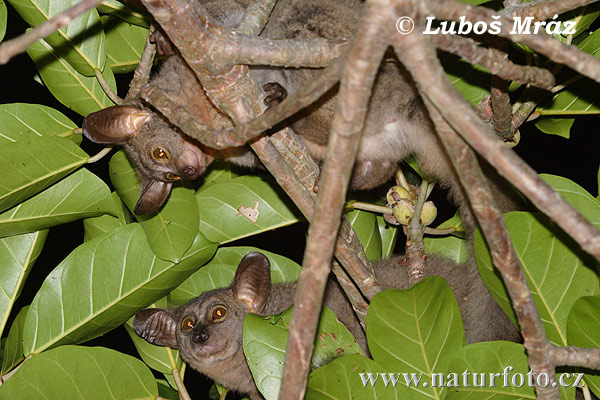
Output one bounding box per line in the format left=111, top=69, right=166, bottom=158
left=392, top=199, right=414, bottom=225
left=420, top=201, right=437, bottom=226
left=386, top=185, right=412, bottom=205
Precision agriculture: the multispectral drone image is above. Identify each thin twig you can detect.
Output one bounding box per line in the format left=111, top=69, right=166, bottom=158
left=432, top=34, right=554, bottom=89
left=172, top=368, right=191, bottom=400
left=0, top=0, right=103, bottom=65
left=405, top=179, right=431, bottom=286
left=126, top=26, right=157, bottom=101
left=87, top=146, right=114, bottom=163
left=94, top=69, right=122, bottom=104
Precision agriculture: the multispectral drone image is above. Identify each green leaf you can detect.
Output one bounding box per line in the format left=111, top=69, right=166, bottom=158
left=540, top=174, right=600, bottom=228
left=0, top=169, right=117, bottom=237
left=23, top=223, right=217, bottom=355
left=559, top=4, right=600, bottom=39
left=442, top=53, right=489, bottom=105
left=347, top=209, right=382, bottom=261
left=83, top=192, right=129, bottom=242
left=244, top=307, right=363, bottom=400
left=157, top=379, right=179, bottom=400
left=424, top=213, right=469, bottom=264
left=376, top=215, right=398, bottom=259
left=0, top=103, right=80, bottom=145
left=534, top=118, right=574, bottom=138
left=196, top=161, right=245, bottom=192
left=0, top=230, right=47, bottom=340
left=7, top=0, right=106, bottom=75
left=1, top=306, right=28, bottom=374
left=101, top=16, right=148, bottom=73
left=446, top=341, right=535, bottom=399
left=27, top=37, right=116, bottom=116
left=306, top=354, right=410, bottom=399
left=0, top=233, right=48, bottom=319
left=195, top=175, right=302, bottom=244
left=538, top=80, right=600, bottom=117
left=568, top=296, right=600, bottom=396
left=0, top=0, right=7, bottom=43
left=170, top=246, right=301, bottom=305
left=125, top=296, right=182, bottom=375
left=474, top=212, right=600, bottom=346
left=0, top=137, right=88, bottom=213
left=366, top=279, right=465, bottom=398
left=110, top=150, right=200, bottom=263
left=97, top=0, right=151, bottom=28
left=0, top=346, right=158, bottom=399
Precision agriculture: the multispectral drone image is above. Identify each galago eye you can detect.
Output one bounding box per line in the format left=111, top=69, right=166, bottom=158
left=151, top=147, right=170, bottom=161
left=181, top=317, right=195, bottom=331
left=166, top=172, right=181, bottom=181
left=210, top=306, right=227, bottom=322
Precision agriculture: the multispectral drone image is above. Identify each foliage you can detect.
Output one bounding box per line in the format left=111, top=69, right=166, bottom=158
left=0, top=1, right=599, bottom=399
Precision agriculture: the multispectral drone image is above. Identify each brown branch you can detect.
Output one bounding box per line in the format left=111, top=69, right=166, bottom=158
left=431, top=0, right=600, bottom=86
left=0, top=0, right=103, bottom=65
left=125, top=26, right=157, bottom=101
left=279, top=2, right=394, bottom=399
left=235, top=0, right=278, bottom=35
left=94, top=69, right=122, bottom=104
left=405, top=180, right=432, bottom=286
left=552, top=346, right=600, bottom=370
left=509, top=0, right=600, bottom=21
left=331, top=261, right=368, bottom=325
left=432, top=34, right=554, bottom=90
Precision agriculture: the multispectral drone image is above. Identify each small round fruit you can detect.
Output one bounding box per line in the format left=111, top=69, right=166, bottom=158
left=420, top=201, right=438, bottom=226
left=392, top=199, right=414, bottom=225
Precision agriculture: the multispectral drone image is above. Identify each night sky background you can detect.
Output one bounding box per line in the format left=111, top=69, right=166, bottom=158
left=1, top=3, right=599, bottom=399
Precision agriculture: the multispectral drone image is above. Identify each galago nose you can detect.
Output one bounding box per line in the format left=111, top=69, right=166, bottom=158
left=192, top=328, right=209, bottom=343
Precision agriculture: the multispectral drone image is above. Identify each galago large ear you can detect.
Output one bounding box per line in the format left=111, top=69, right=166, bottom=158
left=232, top=252, right=272, bottom=313
left=83, top=105, right=150, bottom=144
left=134, top=179, right=172, bottom=215
left=133, top=308, right=178, bottom=348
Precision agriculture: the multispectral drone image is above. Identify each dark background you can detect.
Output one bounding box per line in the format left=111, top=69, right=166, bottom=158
left=1, top=4, right=599, bottom=399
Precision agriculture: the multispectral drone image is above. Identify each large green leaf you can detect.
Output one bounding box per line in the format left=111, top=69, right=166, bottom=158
left=534, top=118, right=574, bottom=139
left=196, top=161, right=245, bottom=192
left=376, top=215, right=398, bottom=259
left=540, top=174, right=600, bottom=228
left=0, top=103, right=80, bottom=145
left=125, top=296, right=183, bottom=376
left=474, top=212, right=600, bottom=346
left=537, top=79, right=600, bottom=120
left=424, top=213, right=469, bottom=264
left=0, top=168, right=117, bottom=237
left=568, top=296, right=600, bottom=396
left=244, top=307, right=363, bottom=400
left=97, top=0, right=151, bottom=28
left=306, top=354, right=410, bottom=399
left=27, top=37, right=116, bottom=116
left=0, top=0, right=7, bottom=43
left=0, top=231, right=47, bottom=338
left=110, top=150, right=200, bottom=263
left=23, top=223, right=216, bottom=355
left=441, top=54, right=489, bottom=105
left=0, top=346, right=158, bottom=399
left=83, top=192, right=129, bottom=242
left=347, top=209, right=382, bottom=261
left=0, top=137, right=88, bottom=213
left=101, top=16, right=148, bottom=73
left=366, top=279, right=465, bottom=399
left=446, top=341, right=535, bottom=399
left=195, top=175, right=302, bottom=243
left=7, top=0, right=106, bottom=75
left=1, top=306, right=28, bottom=374
left=170, top=246, right=301, bottom=305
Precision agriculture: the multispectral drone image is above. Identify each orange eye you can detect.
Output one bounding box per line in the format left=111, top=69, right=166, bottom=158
left=210, top=306, right=227, bottom=322
left=166, top=172, right=181, bottom=181
left=181, top=317, right=195, bottom=331
left=151, top=147, right=170, bottom=161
